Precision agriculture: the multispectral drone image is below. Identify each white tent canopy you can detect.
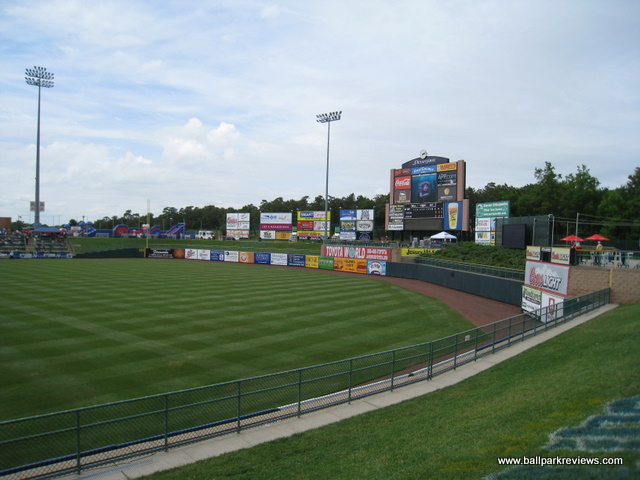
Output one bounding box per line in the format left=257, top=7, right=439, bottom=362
left=430, top=231, right=457, bottom=240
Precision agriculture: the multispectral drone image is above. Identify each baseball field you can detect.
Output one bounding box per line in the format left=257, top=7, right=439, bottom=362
left=0, top=258, right=474, bottom=420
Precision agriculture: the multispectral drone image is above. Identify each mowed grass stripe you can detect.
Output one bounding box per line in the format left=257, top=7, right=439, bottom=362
left=0, top=259, right=472, bottom=419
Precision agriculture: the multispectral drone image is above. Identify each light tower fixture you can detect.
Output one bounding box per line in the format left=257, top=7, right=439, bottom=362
left=316, top=110, right=342, bottom=240
left=25, top=66, right=55, bottom=227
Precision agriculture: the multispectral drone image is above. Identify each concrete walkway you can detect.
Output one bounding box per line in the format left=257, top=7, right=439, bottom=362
left=59, top=305, right=617, bottom=480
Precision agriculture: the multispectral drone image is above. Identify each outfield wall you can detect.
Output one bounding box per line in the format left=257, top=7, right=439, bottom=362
left=144, top=247, right=523, bottom=305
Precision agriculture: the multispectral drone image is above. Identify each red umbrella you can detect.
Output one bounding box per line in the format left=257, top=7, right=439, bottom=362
left=584, top=234, right=610, bottom=241
left=560, top=235, right=583, bottom=242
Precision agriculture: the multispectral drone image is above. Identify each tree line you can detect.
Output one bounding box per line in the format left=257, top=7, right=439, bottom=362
left=78, top=163, right=639, bottom=240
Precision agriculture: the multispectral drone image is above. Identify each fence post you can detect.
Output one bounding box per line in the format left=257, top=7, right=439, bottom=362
left=297, top=370, right=302, bottom=417
left=474, top=328, right=479, bottom=361
left=492, top=322, right=497, bottom=353
left=390, top=351, right=396, bottom=391
left=428, top=341, right=434, bottom=379
left=348, top=359, right=353, bottom=403
left=236, top=381, right=242, bottom=433
left=453, top=335, right=458, bottom=370
left=164, top=395, right=169, bottom=451
left=75, top=410, right=81, bottom=474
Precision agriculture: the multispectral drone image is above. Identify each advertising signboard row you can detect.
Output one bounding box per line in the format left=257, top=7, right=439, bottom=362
left=147, top=248, right=386, bottom=276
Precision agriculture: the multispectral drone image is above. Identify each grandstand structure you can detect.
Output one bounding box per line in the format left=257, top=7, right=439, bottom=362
left=0, top=228, right=74, bottom=258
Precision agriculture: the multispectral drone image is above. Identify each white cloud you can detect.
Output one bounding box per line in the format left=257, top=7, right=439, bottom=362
left=0, top=0, right=638, bottom=223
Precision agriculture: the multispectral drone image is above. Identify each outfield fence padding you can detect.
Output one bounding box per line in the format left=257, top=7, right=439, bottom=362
left=0, top=289, right=610, bottom=480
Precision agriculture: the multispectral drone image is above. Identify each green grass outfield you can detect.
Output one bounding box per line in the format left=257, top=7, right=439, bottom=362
left=142, top=303, right=640, bottom=480
left=0, top=258, right=473, bottom=420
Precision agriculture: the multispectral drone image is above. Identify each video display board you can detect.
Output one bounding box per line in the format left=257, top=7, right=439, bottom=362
left=387, top=155, right=468, bottom=232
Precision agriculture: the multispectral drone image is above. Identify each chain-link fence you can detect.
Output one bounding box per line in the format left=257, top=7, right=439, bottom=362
left=0, top=288, right=609, bottom=480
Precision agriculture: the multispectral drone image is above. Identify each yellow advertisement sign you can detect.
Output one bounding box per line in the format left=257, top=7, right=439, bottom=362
left=401, top=248, right=439, bottom=256
left=275, top=231, right=291, bottom=240
left=437, top=162, right=458, bottom=172
left=305, top=255, right=319, bottom=269
left=334, top=258, right=368, bottom=274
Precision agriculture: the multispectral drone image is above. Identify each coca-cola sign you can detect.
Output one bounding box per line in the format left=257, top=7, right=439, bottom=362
left=395, top=176, right=411, bottom=189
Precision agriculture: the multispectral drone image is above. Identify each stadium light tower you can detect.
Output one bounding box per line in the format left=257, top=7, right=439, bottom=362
left=25, top=66, right=55, bottom=227
left=316, top=110, right=342, bottom=240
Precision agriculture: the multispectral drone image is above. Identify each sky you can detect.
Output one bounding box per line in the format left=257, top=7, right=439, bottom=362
left=1, top=0, right=638, bottom=224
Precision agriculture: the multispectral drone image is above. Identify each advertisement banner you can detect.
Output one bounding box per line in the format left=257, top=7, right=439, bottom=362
left=226, top=213, right=239, bottom=229
left=341, top=220, right=356, bottom=232
left=297, top=220, right=314, bottom=230
left=475, top=231, right=491, bottom=245
left=525, top=246, right=542, bottom=262
left=260, top=230, right=276, bottom=240
left=476, top=201, right=510, bottom=218
left=340, top=209, right=357, bottom=220
left=394, top=176, right=411, bottom=190
left=305, top=255, right=319, bottom=268
left=525, top=261, right=570, bottom=296
left=338, top=258, right=368, bottom=274
left=368, top=260, right=387, bottom=275
left=288, top=254, right=306, bottom=267
left=437, top=186, right=456, bottom=202
left=411, top=165, right=437, bottom=175
left=437, top=171, right=457, bottom=186
left=476, top=218, right=492, bottom=231
left=357, top=231, right=373, bottom=241
left=254, top=252, right=271, bottom=264
left=323, top=246, right=391, bottom=261
left=146, top=248, right=176, bottom=259
left=394, top=189, right=411, bottom=204
left=210, top=250, right=225, bottom=261
left=444, top=201, right=462, bottom=230
left=522, top=286, right=543, bottom=313
left=260, top=212, right=292, bottom=224
left=437, top=162, right=458, bottom=172
left=298, top=211, right=330, bottom=220
left=259, top=224, right=291, bottom=231
left=239, top=252, right=254, bottom=263
left=224, top=251, right=239, bottom=262
left=185, top=248, right=198, bottom=260
left=275, top=231, right=291, bottom=240
left=540, top=292, right=565, bottom=323
left=313, top=221, right=329, bottom=231
left=341, top=231, right=357, bottom=240
left=271, top=253, right=288, bottom=265
left=146, top=248, right=175, bottom=258
left=319, top=256, right=335, bottom=270
left=227, top=229, right=250, bottom=239
left=357, top=220, right=374, bottom=231
left=550, top=247, right=571, bottom=265
left=357, top=209, right=374, bottom=220
left=198, top=249, right=210, bottom=261
left=401, top=248, right=429, bottom=256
